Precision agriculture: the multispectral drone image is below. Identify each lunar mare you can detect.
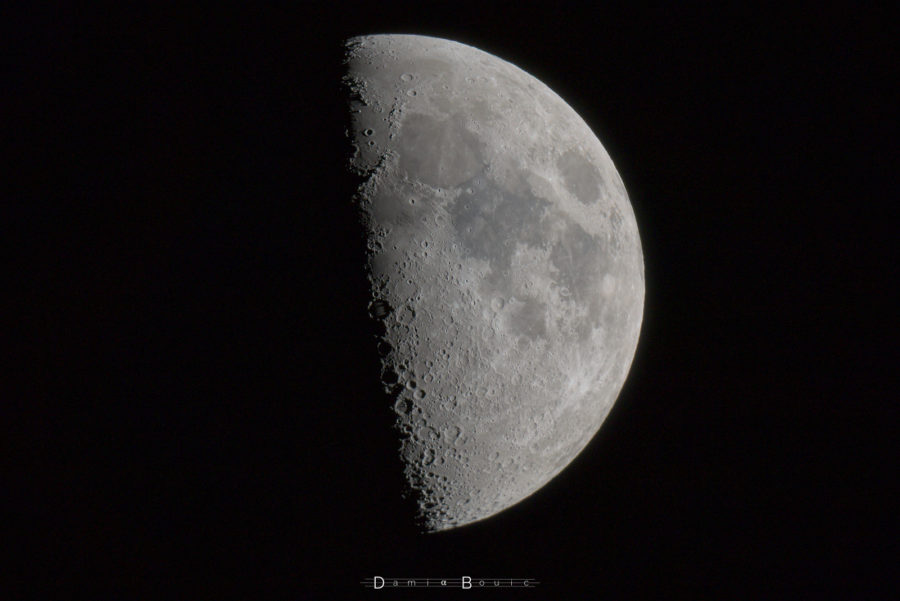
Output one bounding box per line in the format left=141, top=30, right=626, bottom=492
left=344, top=34, right=644, bottom=531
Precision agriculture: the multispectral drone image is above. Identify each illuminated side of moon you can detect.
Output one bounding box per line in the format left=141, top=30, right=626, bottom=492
left=344, top=34, right=644, bottom=531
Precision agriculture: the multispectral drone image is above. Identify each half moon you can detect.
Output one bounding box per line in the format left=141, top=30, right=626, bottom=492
left=344, top=34, right=644, bottom=531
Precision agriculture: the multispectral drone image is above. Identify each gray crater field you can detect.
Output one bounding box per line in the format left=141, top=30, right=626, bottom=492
left=344, top=34, right=644, bottom=531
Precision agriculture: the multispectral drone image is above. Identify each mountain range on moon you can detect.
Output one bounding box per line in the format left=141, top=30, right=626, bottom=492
left=344, top=34, right=644, bottom=531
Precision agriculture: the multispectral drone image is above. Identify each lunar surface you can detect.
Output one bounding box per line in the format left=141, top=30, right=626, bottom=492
left=344, top=34, right=644, bottom=531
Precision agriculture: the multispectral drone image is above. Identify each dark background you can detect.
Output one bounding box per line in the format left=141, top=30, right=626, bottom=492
left=7, top=3, right=894, bottom=598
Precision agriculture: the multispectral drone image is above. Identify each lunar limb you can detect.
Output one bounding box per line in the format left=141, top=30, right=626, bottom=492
left=344, top=34, right=644, bottom=531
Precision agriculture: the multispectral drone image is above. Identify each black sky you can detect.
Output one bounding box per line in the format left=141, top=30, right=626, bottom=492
left=7, top=3, right=895, bottom=599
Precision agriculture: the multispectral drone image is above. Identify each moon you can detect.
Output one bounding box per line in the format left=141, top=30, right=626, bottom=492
left=344, top=34, right=644, bottom=532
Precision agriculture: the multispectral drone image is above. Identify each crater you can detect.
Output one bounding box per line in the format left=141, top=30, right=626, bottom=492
left=368, top=299, right=393, bottom=319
